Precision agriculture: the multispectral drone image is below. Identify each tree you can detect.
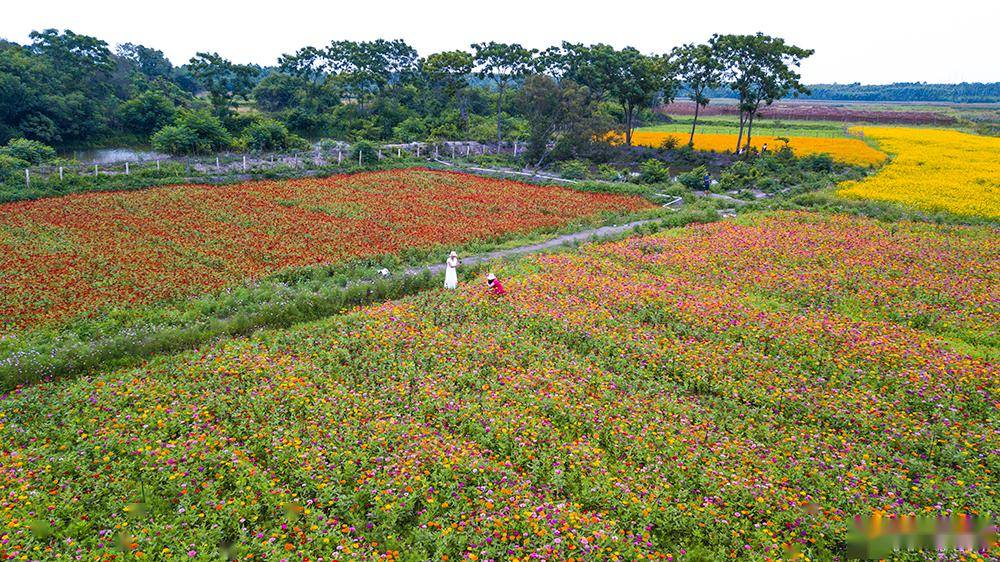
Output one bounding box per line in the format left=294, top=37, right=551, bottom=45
left=188, top=52, right=261, bottom=117
left=325, top=40, right=419, bottom=109
left=118, top=90, right=177, bottom=137
left=116, top=43, right=173, bottom=79
left=471, top=42, right=536, bottom=145
left=516, top=75, right=604, bottom=167
left=539, top=42, right=619, bottom=103
left=713, top=33, right=813, bottom=153
left=671, top=42, right=722, bottom=145
left=610, top=48, right=676, bottom=146
left=423, top=50, right=473, bottom=128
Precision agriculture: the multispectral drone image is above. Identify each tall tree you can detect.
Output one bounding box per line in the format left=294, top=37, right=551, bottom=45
left=516, top=74, right=603, bottom=167
left=610, top=48, right=676, bottom=146
left=471, top=42, right=535, bottom=145
left=423, top=50, right=473, bottom=128
left=325, top=39, right=418, bottom=109
left=713, top=33, right=813, bottom=153
left=671, top=42, right=722, bottom=146
left=188, top=52, right=261, bottom=117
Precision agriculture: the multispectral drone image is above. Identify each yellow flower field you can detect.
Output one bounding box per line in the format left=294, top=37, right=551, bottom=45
left=837, top=127, right=1000, bottom=219
left=628, top=131, right=889, bottom=167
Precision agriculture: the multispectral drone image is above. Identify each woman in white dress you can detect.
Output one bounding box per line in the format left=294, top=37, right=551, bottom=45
left=444, top=251, right=459, bottom=289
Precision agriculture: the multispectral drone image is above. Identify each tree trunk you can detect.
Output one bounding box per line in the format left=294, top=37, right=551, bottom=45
left=689, top=101, right=700, bottom=146
left=745, top=111, right=755, bottom=152
left=496, top=85, right=504, bottom=146
left=459, top=92, right=469, bottom=132
left=735, top=110, right=746, bottom=153
left=624, top=102, right=634, bottom=146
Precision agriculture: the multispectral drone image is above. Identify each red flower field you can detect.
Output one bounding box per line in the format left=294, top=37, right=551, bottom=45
left=0, top=168, right=650, bottom=331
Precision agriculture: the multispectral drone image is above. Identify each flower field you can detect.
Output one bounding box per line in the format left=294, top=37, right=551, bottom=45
left=2, top=211, right=996, bottom=560
left=0, top=168, right=650, bottom=332
left=837, top=127, right=1000, bottom=219
left=628, top=131, right=888, bottom=167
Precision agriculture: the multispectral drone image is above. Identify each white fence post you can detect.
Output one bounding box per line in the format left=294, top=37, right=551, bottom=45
left=59, top=166, right=63, bottom=181
left=338, top=150, right=342, bottom=165
left=125, top=162, right=130, bottom=175
left=416, top=145, right=420, bottom=158
left=513, top=141, right=518, bottom=156
left=243, top=155, right=247, bottom=171
left=215, top=157, right=221, bottom=171
left=156, top=160, right=160, bottom=171
left=25, top=168, right=29, bottom=188
left=398, top=147, right=401, bottom=158
left=467, top=145, right=471, bottom=156
left=94, top=164, right=99, bottom=177
left=358, top=150, right=362, bottom=166
left=451, top=144, right=455, bottom=159
left=378, top=148, right=382, bottom=161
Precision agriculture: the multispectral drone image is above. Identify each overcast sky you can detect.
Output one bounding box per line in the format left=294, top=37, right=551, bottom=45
left=4, top=0, right=997, bottom=84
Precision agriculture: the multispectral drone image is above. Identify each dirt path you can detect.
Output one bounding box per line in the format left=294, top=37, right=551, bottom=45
left=401, top=219, right=655, bottom=278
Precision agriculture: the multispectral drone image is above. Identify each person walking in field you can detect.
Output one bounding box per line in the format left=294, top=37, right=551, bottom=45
left=444, top=251, right=460, bottom=289
left=486, top=273, right=506, bottom=296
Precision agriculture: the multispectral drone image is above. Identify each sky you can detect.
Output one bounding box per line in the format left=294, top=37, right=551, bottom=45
left=3, top=0, right=998, bottom=84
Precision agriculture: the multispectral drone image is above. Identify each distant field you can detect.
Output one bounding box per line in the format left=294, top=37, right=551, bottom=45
left=640, top=116, right=848, bottom=138
left=629, top=130, right=888, bottom=167
left=657, top=99, right=964, bottom=125
left=0, top=168, right=650, bottom=331
left=838, top=127, right=1000, bottom=219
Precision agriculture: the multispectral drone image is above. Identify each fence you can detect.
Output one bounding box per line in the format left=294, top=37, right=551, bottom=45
left=19, top=140, right=528, bottom=188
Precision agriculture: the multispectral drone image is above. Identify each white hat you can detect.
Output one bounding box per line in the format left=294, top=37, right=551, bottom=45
left=487, top=273, right=496, bottom=281
left=450, top=251, right=458, bottom=257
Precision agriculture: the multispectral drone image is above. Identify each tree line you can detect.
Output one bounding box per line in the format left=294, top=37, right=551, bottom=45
left=0, top=29, right=814, bottom=166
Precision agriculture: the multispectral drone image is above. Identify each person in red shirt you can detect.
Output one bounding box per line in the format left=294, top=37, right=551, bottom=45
left=486, top=273, right=506, bottom=296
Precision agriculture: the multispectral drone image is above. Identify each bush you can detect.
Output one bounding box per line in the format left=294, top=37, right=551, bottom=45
left=718, top=160, right=761, bottom=191
left=241, top=118, right=306, bottom=152
left=118, top=91, right=177, bottom=137
left=658, top=136, right=679, bottom=150
left=639, top=159, right=671, bottom=184
left=350, top=140, right=380, bottom=165
left=151, top=110, right=232, bottom=155
left=0, top=154, right=29, bottom=181
left=0, top=138, right=56, bottom=165
left=557, top=160, right=591, bottom=180
left=800, top=153, right=835, bottom=172
left=597, top=164, right=622, bottom=181
left=678, top=165, right=709, bottom=190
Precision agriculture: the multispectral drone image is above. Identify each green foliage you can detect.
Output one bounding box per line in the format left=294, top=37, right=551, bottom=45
left=557, top=159, right=591, bottom=179
left=639, top=158, right=671, bottom=183
left=350, top=140, right=380, bottom=164
left=240, top=118, right=306, bottom=152
left=0, top=154, right=28, bottom=181
left=0, top=138, right=56, bottom=164
left=151, top=110, right=232, bottom=155
left=678, top=165, right=709, bottom=189
left=117, top=90, right=177, bottom=137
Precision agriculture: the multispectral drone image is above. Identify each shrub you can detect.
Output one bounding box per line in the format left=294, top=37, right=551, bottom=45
left=658, top=136, right=679, bottom=150
left=639, top=159, right=671, bottom=184
left=151, top=110, right=232, bottom=155
left=350, top=140, right=380, bottom=165
left=678, top=165, right=709, bottom=190
left=0, top=154, right=29, bottom=181
left=597, top=164, right=622, bottom=181
left=118, top=91, right=177, bottom=137
left=0, top=138, right=56, bottom=165
left=558, top=160, right=591, bottom=180
left=241, top=118, right=305, bottom=152
left=800, top=153, right=835, bottom=173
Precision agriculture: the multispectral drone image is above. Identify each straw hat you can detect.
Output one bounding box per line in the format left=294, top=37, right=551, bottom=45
left=487, top=273, right=496, bottom=281
left=450, top=251, right=458, bottom=258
